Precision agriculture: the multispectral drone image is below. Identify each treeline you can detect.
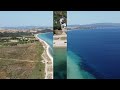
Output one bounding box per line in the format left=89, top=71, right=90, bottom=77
left=0, top=32, right=32, bottom=37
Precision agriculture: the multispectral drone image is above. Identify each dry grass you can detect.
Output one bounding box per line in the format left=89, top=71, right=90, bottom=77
left=0, top=42, right=45, bottom=79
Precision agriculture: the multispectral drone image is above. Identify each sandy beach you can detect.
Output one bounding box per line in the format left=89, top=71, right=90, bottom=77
left=53, top=32, right=67, bottom=48
left=35, top=33, right=53, bottom=79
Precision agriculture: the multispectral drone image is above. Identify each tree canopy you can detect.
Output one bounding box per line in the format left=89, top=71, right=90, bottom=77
left=53, top=11, right=67, bottom=30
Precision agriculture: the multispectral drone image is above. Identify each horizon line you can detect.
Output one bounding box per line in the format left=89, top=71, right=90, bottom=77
left=68, top=22, right=120, bottom=26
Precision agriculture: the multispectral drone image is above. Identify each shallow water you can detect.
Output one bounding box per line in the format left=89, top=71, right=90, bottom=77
left=38, top=33, right=53, bottom=57
left=38, top=33, right=67, bottom=79
left=53, top=48, right=67, bottom=79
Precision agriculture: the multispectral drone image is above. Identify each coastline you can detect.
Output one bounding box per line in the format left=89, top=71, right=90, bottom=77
left=35, top=33, right=53, bottom=79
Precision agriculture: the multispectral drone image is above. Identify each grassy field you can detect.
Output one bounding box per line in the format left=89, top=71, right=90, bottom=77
left=0, top=41, right=45, bottom=79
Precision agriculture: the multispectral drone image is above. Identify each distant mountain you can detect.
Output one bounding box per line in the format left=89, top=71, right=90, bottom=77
left=68, top=25, right=80, bottom=27
left=82, top=23, right=120, bottom=27
left=68, top=23, right=120, bottom=30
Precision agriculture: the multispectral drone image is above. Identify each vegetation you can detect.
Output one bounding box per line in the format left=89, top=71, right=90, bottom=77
left=0, top=32, right=38, bottom=46
left=29, top=42, right=45, bottom=79
left=0, top=32, right=32, bottom=37
left=0, top=31, right=45, bottom=79
left=53, top=11, right=67, bottom=31
left=0, top=42, right=45, bottom=79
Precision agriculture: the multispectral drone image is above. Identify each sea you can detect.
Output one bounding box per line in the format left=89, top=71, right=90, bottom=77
left=37, top=32, right=53, bottom=57
left=38, top=32, right=67, bottom=79
left=38, top=28, right=120, bottom=79
left=67, top=28, right=120, bottom=79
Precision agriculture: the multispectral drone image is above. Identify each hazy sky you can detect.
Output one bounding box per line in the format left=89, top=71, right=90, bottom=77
left=67, top=11, right=120, bottom=25
left=2, top=11, right=120, bottom=27
left=0, top=11, right=53, bottom=27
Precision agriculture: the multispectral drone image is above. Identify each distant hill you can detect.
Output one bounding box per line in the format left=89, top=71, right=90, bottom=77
left=0, top=26, right=52, bottom=30
left=68, top=23, right=120, bottom=30
left=82, top=23, right=120, bottom=27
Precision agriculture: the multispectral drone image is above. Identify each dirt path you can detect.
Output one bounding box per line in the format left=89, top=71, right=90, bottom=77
left=0, top=58, right=41, bottom=63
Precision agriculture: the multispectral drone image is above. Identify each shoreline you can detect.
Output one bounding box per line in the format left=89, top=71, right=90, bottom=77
left=35, top=33, right=53, bottom=79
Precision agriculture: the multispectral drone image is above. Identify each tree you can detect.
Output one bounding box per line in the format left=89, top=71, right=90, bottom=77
left=53, top=11, right=67, bottom=30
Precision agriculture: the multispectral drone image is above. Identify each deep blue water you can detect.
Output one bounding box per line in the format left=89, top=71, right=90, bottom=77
left=68, top=28, right=120, bottom=79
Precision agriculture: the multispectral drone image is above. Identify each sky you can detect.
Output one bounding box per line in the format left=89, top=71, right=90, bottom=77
left=67, top=11, right=120, bottom=25
left=0, top=11, right=53, bottom=27
left=2, top=11, right=120, bottom=27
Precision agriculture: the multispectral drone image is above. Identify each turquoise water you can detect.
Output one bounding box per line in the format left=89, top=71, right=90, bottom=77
left=38, top=33, right=67, bottom=79
left=37, top=33, right=53, bottom=56
left=37, top=32, right=94, bottom=79
left=67, top=51, right=95, bottom=79
left=37, top=32, right=53, bottom=47
left=54, top=48, right=67, bottom=79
